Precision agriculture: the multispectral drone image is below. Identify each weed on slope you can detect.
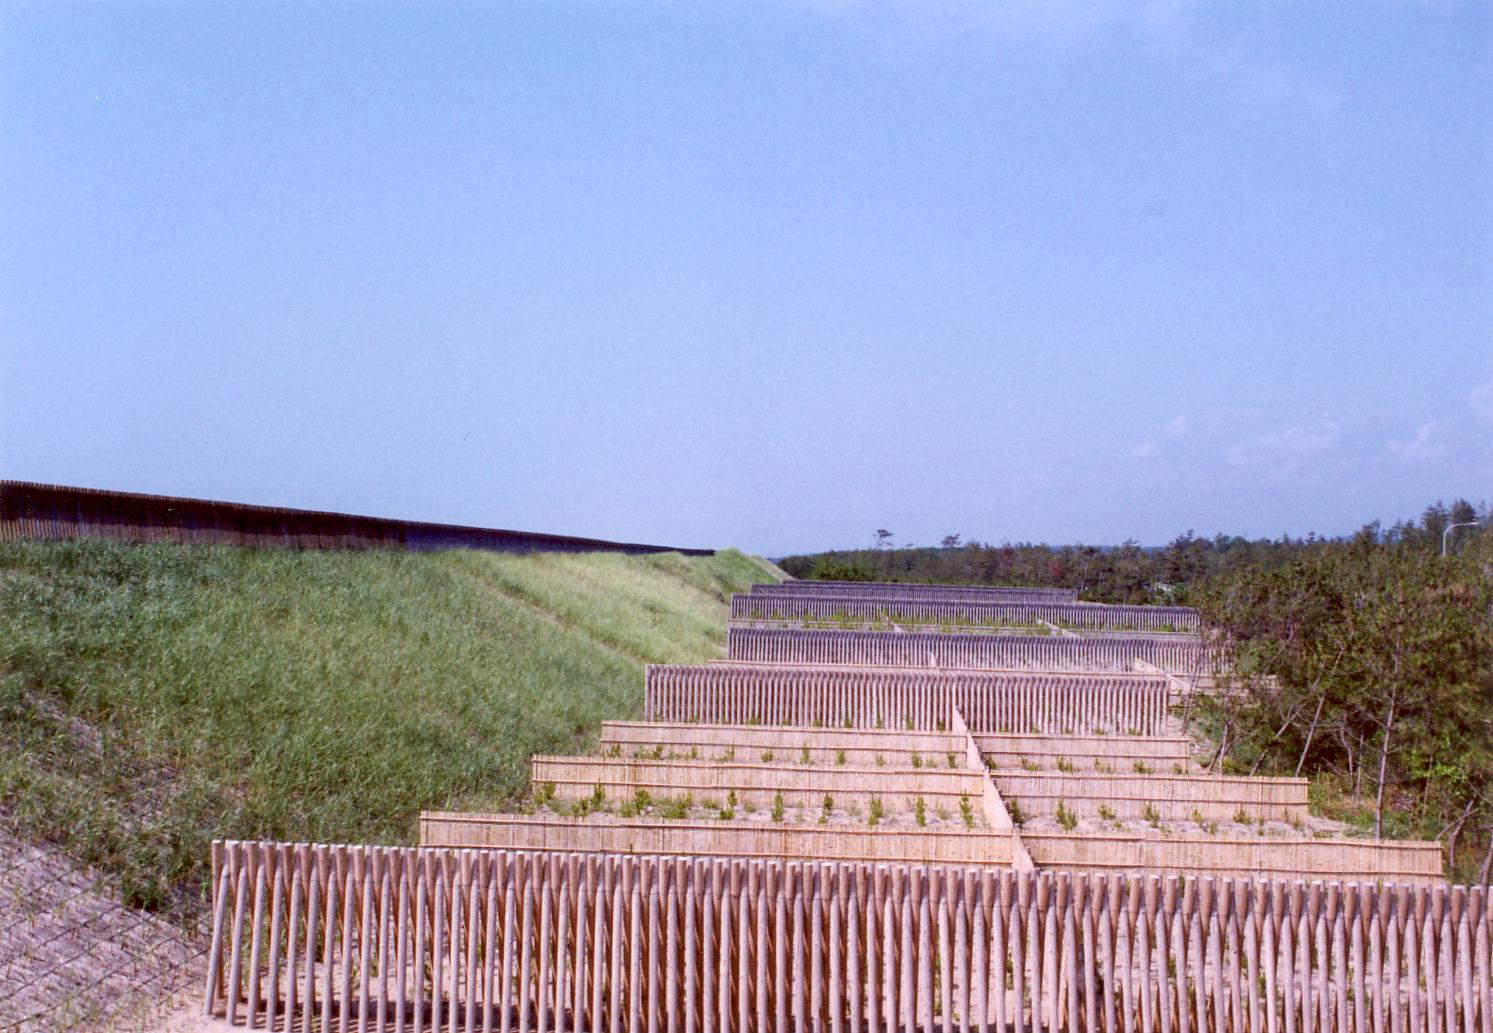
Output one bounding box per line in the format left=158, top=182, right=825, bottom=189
left=0, top=540, right=769, bottom=917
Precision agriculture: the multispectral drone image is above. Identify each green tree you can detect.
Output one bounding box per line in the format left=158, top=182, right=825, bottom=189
left=1421, top=501, right=1449, bottom=545
left=807, top=558, right=874, bottom=582
left=1197, top=537, right=1493, bottom=872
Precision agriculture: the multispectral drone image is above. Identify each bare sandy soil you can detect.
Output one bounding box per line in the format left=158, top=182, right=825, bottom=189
left=126, top=986, right=231, bottom=1033
left=0, top=828, right=203, bottom=1033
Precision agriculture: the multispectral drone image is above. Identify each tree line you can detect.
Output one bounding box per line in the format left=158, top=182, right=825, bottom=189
left=778, top=499, right=1493, bottom=881
left=777, top=500, right=1484, bottom=606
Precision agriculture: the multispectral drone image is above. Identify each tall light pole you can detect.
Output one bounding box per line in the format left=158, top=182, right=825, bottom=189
left=1441, top=520, right=1479, bottom=557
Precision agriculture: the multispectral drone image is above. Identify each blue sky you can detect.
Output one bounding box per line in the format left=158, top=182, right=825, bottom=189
left=3, top=2, right=1488, bottom=555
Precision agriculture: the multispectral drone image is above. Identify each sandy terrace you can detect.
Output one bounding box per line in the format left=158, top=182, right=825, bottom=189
left=1018, top=812, right=1354, bottom=839
left=535, top=800, right=985, bottom=830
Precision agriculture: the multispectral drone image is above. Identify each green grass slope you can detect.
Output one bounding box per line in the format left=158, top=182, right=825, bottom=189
left=0, top=539, right=776, bottom=916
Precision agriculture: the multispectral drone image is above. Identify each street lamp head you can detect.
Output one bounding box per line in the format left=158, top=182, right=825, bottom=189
left=1441, top=520, right=1481, bottom=557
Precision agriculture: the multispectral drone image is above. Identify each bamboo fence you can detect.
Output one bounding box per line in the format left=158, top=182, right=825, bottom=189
left=754, top=583, right=1080, bottom=604
left=525, top=759, right=1302, bottom=824
left=204, top=841, right=1488, bottom=1032
left=598, top=721, right=1195, bottom=771
left=416, top=815, right=1014, bottom=868
left=645, top=665, right=1174, bottom=735
left=730, top=596, right=1199, bottom=633
left=725, top=629, right=1208, bottom=676
left=0, top=480, right=711, bottom=556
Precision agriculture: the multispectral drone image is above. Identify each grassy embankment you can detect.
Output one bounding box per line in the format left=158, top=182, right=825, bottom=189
left=0, top=539, right=781, bottom=918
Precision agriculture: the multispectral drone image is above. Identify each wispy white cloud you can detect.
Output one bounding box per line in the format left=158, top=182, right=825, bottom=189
left=799, top=0, right=1185, bottom=49
left=1226, top=421, right=1339, bottom=473
left=1386, top=421, right=1448, bottom=463
left=1202, top=41, right=1343, bottom=118
left=1129, top=413, right=1189, bottom=461
left=804, top=0, right=1341, bottom=118
left=1471, top=382, right=1493, bottom=423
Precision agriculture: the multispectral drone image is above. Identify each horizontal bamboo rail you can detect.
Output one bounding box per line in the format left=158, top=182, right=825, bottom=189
left=558, top=753, right=1220, bottom=817
left=731, top=619, right=1078, bottom=639
left=205, top=840, right=1485, bottom=1031
left=529, top=756, right=990, bottom=812
left=534, top=758, right=1295, bottom=824
left=727, top=627, right=1210, bottom=675
left=418, top=813, right=1014, bottom=866
left=990, top=772, right=1308, bottom=824
left=731, top=594, right=1200, bottom=632
left=646, top=663, right=1174, bottom=734
left=704, top=659, right=1178, bottom=677
left=597, top=721, right=1195, bottom=771
left=599, top=721, right=971, bottom=766
left=1022, top=833, right=1448, bottom=883
left=755, top=581, right=1080, bottom=603
left=971, top=733, right=1193, bottom=771
left=733, top=623, right=1205, bottom=644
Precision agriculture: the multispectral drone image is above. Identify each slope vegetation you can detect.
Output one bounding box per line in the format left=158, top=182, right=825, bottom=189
left=0, top=539, right=779, bottom=915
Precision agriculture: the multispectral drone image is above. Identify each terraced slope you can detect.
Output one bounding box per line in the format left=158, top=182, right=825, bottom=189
left=0, top=539, right=780, bottom=915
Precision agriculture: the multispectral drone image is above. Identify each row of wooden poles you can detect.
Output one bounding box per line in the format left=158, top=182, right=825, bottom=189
left=643, top=673, right=1172, bottom=736
left=207, top=842, right=1491, bottom=1033
left=750, top=584, right=1079, bottom=604
left=0, top=480, right=419, bottom=550
left=0, top=480, right=710, bottom=556
left=725, top=628, right=1208, bottom=675
left=728, top=598, right=1200, bottom=633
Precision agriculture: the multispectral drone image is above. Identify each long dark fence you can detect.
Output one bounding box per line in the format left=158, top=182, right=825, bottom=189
left=645, top=664, right=1173, bottom=734
left=727, top=628, right=1208, bottom=674
left=755, top=582, right=1079, bottom=603
left=732, top=595, right=1199, bottom=632
left=0, top=481, right=712, bottom=556
left=205, top=840, right=1491, bottom=1033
